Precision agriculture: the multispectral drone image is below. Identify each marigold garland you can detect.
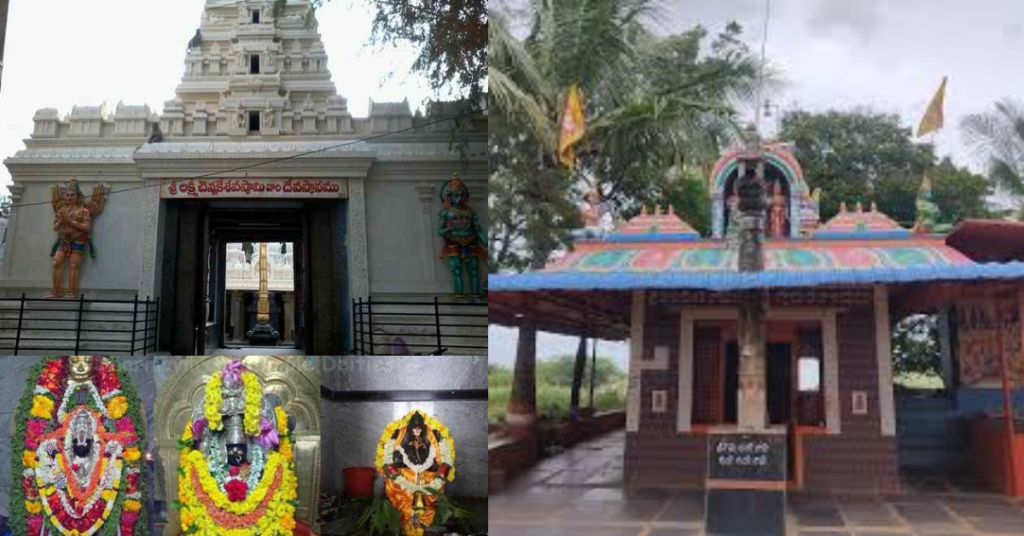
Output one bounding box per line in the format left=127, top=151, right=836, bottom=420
left=241, top=372, right=261, bottom=436
left=204, top=373, right=224, bottom=431
left=9, top=357, right=147, bottom=536
left=179, top=363, right=299, bottom=536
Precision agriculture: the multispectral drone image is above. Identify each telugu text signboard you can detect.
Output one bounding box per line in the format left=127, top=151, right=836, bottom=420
left=160, top=178, right=348, bottom=199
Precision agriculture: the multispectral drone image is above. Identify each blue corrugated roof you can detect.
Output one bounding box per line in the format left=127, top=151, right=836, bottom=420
left=488, top=262, right=1024, bottom=292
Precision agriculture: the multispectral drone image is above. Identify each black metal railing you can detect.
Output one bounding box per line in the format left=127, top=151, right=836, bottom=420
left=352, top=296, right=487, bottom=355
left=0, top=294, right=159, bottom=355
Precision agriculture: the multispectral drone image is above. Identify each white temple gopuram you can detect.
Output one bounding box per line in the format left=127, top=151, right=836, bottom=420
left=0, top=0, right=487, bottom=355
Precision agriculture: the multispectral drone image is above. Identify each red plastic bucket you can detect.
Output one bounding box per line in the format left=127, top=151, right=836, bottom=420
left=343, top=467, right=376, bottom=498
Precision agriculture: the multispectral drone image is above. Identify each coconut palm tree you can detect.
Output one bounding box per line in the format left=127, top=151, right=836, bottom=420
left=490, top=1, right=768, bottom=171
left=962, top=99, right=1024, bottom=215
left=489, top=0, right=772, bottom=270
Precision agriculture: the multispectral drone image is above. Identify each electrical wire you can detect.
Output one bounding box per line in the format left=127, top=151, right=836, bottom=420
left=6, top=106, right=486, bottom=212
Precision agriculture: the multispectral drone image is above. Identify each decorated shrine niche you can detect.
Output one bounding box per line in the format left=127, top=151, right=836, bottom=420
left=13, top=356, right=146, bottom=536
left=710, top=144, right=818, bottom=240
left=377, top=410, right=456, bottom=536
left=177, top=359, right=300, bottom=536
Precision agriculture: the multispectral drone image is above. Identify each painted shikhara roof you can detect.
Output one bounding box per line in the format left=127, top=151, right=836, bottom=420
left=490, top=144, right=1024, bottom=293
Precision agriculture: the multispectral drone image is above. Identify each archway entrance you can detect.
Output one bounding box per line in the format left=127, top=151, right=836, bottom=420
left=159, top=199, right=347, bottom=355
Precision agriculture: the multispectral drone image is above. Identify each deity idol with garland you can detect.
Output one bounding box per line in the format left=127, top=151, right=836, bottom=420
left=12, top=356, right=146, bottom=536
left=376, top=410, right=456, bottom=536
left=177, top=359, right=299, bottom=536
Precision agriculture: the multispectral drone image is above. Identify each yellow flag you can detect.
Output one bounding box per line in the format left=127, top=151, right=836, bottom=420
left=916, top=76, right=947, bottom=137
left=558, top=85, right=587, bottom=169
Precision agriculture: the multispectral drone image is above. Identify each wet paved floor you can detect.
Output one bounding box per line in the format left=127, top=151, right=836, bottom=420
left=489, top=430, right=1024, bottom=536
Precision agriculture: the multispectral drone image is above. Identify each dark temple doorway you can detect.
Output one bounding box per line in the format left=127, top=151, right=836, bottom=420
left=160, top=200, right=347, bottom=355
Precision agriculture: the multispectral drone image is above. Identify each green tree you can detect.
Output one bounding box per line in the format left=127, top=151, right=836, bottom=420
left=490, top=0, right=767, bottom=271
left=0, top=194, right=11, bottom=218
left=892, top=314, right=941, bottom=379
left=962, top=99, right=1024, bottom=214
left=278, top=0, right=486, bottom=101
left=535, top=354, right=625, bottom=387
left=779, top=109, right=991, bottom=225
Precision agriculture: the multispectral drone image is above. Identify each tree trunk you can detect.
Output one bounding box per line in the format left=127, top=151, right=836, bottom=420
left=570, top=336, right=588, bottom=420
left=507, top=320, right=538, bottom=425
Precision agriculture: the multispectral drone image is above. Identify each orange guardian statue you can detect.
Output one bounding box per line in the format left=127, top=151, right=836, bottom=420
left=48, top=179, right=107, bottom=298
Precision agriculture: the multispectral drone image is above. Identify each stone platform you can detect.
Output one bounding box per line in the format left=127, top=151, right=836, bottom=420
left=489, top=430, right=1024, bottom=536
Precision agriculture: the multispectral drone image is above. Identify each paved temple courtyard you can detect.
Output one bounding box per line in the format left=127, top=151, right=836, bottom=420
left=489, top=431, right=1024, bottom=536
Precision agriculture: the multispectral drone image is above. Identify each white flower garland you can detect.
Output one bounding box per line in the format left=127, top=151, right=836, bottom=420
left=56, top=380, right=108, bottom=422
left=397, top=443, right=436, bottom=475
left=390, top=434, right=453, bottom=494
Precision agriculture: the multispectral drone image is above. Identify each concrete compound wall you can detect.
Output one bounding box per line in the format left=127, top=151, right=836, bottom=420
left=320, top=356, right=487, bottom=498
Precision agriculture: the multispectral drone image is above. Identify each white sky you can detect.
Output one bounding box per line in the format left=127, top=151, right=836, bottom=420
left=0, top=0, right=438, bottom=191
left=489, top=0, right=1024, bottom=369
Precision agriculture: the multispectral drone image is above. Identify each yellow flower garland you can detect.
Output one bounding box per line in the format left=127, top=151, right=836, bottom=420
left=123, top=447, right=141, bottom=462
left=30, top=395, right=54, bottom=419
left=105, top=396, right=129, bottom=419
left=178, top=418, right=299, bottom=536
left=241, top=372, right=261, bottom=436
left=204, top=373, right=223, bottom=431
left=203, top=367, right=262, bottom=437
left=274, top=406, right=288, bottom=435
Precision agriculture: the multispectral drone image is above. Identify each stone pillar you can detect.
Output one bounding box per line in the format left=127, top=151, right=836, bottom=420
left=736, top=157, right=768, bottom=430
left=507, top=320, right=537, bottom=428
left=231, top=291, right=244, bottom=341
left=283, top=292, right=295, bottom=343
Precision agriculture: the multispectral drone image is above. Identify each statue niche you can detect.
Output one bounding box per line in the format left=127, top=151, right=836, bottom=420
left=721, top=167, right=792, bottom=241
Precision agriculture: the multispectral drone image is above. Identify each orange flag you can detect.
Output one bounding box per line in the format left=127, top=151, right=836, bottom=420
left=558, top=85, right=587, bottom=170
left=916, top=76, right=947, bottom=137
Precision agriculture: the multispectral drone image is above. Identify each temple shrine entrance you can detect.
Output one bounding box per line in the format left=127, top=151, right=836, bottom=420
left=159, top=199, right=347, bottom=355
left=695, top=319, right=827, bottom=488
left=222, top=241, right=297, bottom=349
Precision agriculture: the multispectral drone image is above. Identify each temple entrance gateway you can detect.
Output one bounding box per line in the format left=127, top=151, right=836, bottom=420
left=159, top=199, right=346, bottom=355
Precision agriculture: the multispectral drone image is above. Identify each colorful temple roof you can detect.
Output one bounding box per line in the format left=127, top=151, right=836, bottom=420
left=605, top=205, right=700, bottom=242
left=489, top=143, right=1024, bottom=293
left=813, top=202, right=909, bottom=239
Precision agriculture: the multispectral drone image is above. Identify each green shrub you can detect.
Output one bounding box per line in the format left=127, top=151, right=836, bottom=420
left=488, top=356, right=626, bottom=424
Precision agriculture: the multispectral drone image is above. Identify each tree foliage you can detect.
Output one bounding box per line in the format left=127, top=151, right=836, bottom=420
left=490, top=0, right=768, bottom=271
left=962, top=99, right=1024, bottom=213
left=892, top=315, right=941, bottom=378
left=779, top=109, right=991, bottom=225
left=280, top=0, right=486, bottom=102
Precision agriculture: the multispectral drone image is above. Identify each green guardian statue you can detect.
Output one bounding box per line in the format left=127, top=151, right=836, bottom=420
left=437, top=174, right=486, bottom=297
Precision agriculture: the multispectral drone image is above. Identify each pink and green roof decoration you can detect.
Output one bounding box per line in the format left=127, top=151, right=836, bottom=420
left=606, top=205, right=700, bottom=242
left=549, top=238, right=971, bottom=274
left=814, top=202, right=910, bottom=239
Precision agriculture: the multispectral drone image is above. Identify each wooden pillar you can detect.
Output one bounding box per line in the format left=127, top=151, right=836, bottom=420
left=507, top=319, right=537, bottom=427
left=627, top=290, right=645, bottom=432
left=875, top=285, right=896, bottom=436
